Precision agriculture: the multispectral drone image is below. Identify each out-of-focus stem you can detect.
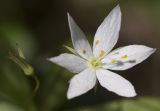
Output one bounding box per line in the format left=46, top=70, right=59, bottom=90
left=32, top=74, right=40, bottom=94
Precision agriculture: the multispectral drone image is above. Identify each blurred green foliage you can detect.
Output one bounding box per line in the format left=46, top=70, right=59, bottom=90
left=63, top=97, right=160, bottom=111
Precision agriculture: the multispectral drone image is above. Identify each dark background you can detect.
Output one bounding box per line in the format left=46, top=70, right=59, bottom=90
left=0, top=0, right=159, bottom=111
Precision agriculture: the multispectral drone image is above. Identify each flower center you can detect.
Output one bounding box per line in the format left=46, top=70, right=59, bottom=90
left=88, top=58, right=102, bottom=70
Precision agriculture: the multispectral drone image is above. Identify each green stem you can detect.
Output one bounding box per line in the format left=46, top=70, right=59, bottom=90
left=94, top=81, right=98, bottom=94
left=32, top=74, right=40, bottom=94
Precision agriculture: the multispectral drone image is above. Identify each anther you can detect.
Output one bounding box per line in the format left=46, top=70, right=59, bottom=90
left=111, top=59, right=116, bottom=64
left=99, top=50, right=105, bottom=57
left=95, top=40, right=100, bottom=45
left=81, top=49, right=86, bottom=54
left=121, top=54, right=128, bottom=59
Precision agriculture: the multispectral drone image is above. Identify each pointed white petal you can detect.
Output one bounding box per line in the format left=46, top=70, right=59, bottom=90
left=93, top=5, right=121, bottom=58
left=68, top=13, right=93, bottom=59
left=102, top=45, right=156, bottom=70
left=48, top=53, right=87, bottom=73
left=96, top=69, right=136, bottom=97
left=67, top=68, right=96, bottom=99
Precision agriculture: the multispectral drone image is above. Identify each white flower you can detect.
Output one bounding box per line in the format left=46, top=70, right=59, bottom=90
left=49, top=5, right=156, bottom=99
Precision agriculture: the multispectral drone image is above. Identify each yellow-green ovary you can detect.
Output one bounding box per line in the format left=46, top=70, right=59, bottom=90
left=88, top=58, right=102, bottom=70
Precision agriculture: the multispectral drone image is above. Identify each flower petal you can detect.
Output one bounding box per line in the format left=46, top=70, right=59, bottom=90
left=96, top=69, right=136, bottom=97
left=93, top=5, right=121, bottom=58
left=68, top=13, right=93, bottom=59
left=67, top=68, right=96, bottom=99
left=102, top=45, right=156, bottom=70
left=48, top=53, right=87, bottom=73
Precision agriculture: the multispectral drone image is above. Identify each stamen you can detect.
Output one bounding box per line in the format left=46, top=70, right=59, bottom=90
left=121, top=54, right=128, bottom=59
left=80, top=49, right=86, bottom=54
left=99, top=50, right=105, bottom=57
left=95, top=40, right=100, bottom=45
left=111, top=59, right=116, bottom=64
